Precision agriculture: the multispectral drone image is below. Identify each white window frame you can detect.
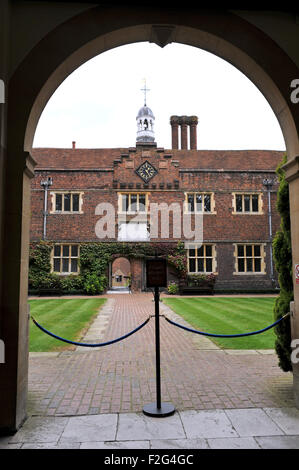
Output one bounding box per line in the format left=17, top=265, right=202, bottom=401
left=50, top=191, right=84, bottom=214
left=118, top=192, right=149, bottom=214
left=232, top=192, right=263, bottom=215
left=184, top=192, right=216, bottom=214
left=187, top=244, right=217, bottom=274
left=233, top=243, right=266, bottom=275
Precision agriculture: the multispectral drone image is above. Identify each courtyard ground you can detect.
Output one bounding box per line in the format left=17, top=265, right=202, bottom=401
left=2, top=292, right=299, bottom=449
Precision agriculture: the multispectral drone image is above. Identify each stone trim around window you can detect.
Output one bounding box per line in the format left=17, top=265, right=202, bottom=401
left=187, top=243, right=217, bottom=274
left=50, top=191, right=84, bottom=214
left=232, top=192, right=264, bottom=215
left=233, top=243, right=266, bottom=275
left=117, top=192, right=150, bottom=214
left=184, top=192, right=216, bottom=214
left=51, top=243, right=80, bottom=275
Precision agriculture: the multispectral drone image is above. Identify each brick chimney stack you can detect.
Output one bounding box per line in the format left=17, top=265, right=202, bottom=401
left=170, top=116, right=179, bottom=149
left=189, top=116, right=198, bottom=150
left=180, top=116, right=188, bottom=150
left=170, top=115, right=198, bottom=150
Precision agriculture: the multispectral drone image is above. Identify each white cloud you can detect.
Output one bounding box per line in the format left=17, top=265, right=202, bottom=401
left=33, top=42, right=286, bottom=151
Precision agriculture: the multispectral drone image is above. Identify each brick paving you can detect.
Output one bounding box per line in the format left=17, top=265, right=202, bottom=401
left=28, top=293, right=294, bottom=417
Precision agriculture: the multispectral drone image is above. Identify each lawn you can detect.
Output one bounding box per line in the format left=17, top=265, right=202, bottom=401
left=162, top=297, right=278, bottom=349
left=29, top=298, right=106, bottom=352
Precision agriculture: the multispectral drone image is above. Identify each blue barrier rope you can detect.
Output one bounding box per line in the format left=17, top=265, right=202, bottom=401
left=31, top=315, right=150, bottom=347
left=164, top=312, right=290, bottom=338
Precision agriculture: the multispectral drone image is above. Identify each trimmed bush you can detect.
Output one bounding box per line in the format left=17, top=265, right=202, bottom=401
left=273, top=155, right=293, bottom=372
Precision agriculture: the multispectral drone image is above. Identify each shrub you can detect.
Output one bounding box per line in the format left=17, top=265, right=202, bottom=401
left=167, top=282, right=179, bottom=295
left=83, top=273, right=107, bottom=295
left=273, top=155, right=293, bottom=372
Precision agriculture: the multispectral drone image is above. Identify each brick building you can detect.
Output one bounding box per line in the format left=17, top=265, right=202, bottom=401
left=30, top=102, right=284, bottom=293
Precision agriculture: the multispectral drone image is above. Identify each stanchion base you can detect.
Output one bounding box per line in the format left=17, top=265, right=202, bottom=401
left=143, top=402, right=175, bottom=417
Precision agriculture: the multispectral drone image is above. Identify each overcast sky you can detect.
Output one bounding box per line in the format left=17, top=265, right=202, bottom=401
left=33, top=42, right=286, bottom=151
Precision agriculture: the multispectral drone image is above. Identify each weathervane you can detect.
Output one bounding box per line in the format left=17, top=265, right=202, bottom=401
left=140, top=79, right=150, bottom=106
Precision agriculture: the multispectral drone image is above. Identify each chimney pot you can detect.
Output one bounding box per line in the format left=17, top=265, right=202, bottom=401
left=72, top=141, right=76, bottom=149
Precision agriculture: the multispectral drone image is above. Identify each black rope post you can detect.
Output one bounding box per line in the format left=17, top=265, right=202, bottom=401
left=143, top=259, right=175, bottom=417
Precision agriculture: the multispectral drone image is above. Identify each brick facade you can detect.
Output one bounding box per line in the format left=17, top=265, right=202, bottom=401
left=30, top=133, right=284, bottom=292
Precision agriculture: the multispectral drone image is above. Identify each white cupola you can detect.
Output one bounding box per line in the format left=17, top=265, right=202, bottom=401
left=136, top=104, right=155, bottom=143
left=136, top=81, right=155, bottom=144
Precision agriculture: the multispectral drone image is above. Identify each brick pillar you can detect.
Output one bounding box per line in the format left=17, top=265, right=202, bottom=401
left=189, top=116, right=198, bottom=150
left=170, top=116, right=179, bottom=149
left=180, top=116, right=188, bottom=150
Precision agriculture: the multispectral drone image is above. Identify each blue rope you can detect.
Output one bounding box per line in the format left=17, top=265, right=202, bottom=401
left=164, top=313, right=290, bottom=338
left=31, top=315, right=150, bottom=347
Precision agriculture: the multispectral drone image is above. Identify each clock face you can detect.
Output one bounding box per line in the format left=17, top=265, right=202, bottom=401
left=136, top=161, right=158, bottom=183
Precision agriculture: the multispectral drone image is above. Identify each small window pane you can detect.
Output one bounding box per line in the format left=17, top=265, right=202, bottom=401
left=254, top=259, right=261, bottom=272
left=236, top=195, right=243, bottom=212
left=189, top=248, right=196, bottom=257
left=189, top=258, right=196, bottom=272
left=71, top=245, right=78, bottom=257
left=62, top=258, right=69, bottom=272
left=130, top=194, right=137, bottom=211
left=238, top=245, right=244, bottom=257
left=54, top=245, right=61, bottom=257
left=188, top=194, right=194, bottom=212
left=55, top=194, right=62, bottom=211
left=247, top=258, right=253, bottom=272
left=206, top=258, right=212, bottom=272
left=197, top=259, right=204, bottom=272
left=195, top=194, right=202, bottom=212
left=246, top=245, right=252, bottom=257
left=139, top=194, right=146, bottom=212
left=244, top=195, right=250, bottom=212
left=64, top=193, right=71, bottom=211
left=254, top=245, right=261, bottom=257
left=62, top=245, right=69, bottom=257
left=204, top=194, right=211, bottom=212
left=198, top=246, right=204, bottom=257
left=72, top=194, right=79, bottom=212
left=122, top=194, right=128, bottom=212
left=205, top=245, right=212, bottom=257
left=53, top=258, right=61, bottom=272
left=252, top=195, right=259, bottom=212
left=238, top=258, right=245, bottom=272
left=71, top=259, right=78, bottom=273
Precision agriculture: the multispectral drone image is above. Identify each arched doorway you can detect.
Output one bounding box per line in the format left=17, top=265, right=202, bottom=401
left=110, top=257, right=131, bottom=292
left=2, top=6, right=299, bottom=433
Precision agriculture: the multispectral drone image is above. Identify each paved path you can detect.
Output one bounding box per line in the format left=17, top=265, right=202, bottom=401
left=27, top=293, right=294, bottom=417
left=2, top=407, right=299, bottom=449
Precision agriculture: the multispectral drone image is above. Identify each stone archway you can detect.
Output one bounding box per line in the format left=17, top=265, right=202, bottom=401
left=2, top=6, right=299, bottom=433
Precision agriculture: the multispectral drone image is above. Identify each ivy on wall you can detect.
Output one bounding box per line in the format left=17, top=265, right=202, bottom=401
left=273, top=155, right=293, bottom=372
left=28, top=240, right=187, bottom=295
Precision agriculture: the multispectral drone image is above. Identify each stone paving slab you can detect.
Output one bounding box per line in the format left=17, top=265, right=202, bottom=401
left=9, top=417, right=68, bottom=444
left=225, top=408, right=283, bottom=436
left=255, top=436, right=299, bottom=449
left=264, top=407, right=299, bottom=434
left=180, top=409, right=238, bottom=439
left=207, top=437, right=260, bottom=449
left=117, top=412, right=185, bottom=441
left=60, top=414, right=117, bottom=442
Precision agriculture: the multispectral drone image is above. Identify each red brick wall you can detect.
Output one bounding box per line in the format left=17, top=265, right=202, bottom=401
left=30, top=146, right=284, bottom=291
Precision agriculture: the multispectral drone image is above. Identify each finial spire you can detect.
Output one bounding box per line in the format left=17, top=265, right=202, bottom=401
left=140, top=79, right=150, bottom=106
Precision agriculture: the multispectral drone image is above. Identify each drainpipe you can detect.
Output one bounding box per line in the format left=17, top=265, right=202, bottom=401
left=40, top=177, right=53, bottom=240
left=263, top=178, right=274, bottom=284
